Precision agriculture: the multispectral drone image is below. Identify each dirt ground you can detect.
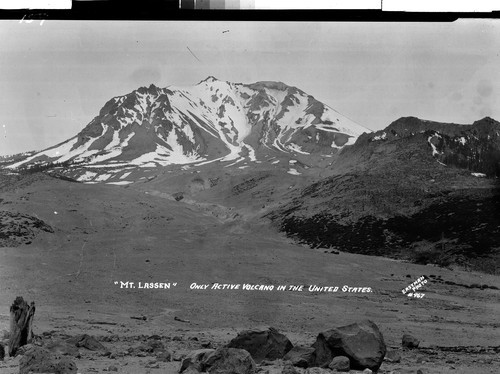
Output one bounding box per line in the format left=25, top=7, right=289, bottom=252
left=0, top=175, right=499, bottom=373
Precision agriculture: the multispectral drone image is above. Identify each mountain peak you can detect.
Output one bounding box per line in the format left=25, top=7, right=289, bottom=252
left=198, top=76, right=219, bottom=84
left=7, top=77, right=369, bottom=174
left=136, top=83, right=161, bottom=95
left=248, top=81, right=291, bottom=92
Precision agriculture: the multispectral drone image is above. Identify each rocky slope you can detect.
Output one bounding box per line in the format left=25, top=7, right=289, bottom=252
left=268, top=117, right=500, bottom=273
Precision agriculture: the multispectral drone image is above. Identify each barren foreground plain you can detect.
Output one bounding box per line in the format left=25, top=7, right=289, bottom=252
left=0, top=170, right=499, bottom=374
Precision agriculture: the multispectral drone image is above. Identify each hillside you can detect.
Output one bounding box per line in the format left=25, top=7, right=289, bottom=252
left=268, top=117, right=500, bottom=274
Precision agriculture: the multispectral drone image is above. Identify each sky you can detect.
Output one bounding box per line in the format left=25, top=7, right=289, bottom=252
left=0, top=20, right=499, bottom=156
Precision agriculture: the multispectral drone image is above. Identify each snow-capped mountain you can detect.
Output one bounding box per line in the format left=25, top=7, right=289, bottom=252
left=8, top=77, right=369, bottom=173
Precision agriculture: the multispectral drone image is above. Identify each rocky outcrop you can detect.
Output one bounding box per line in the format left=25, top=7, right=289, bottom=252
left=0, top=211, right=54, bottom=247
left=19, top=346, right=77, bottom=374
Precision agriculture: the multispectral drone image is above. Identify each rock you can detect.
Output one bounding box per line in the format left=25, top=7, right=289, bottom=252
left=417, top=370, right=424, bottom=374
left=261, top=359, right=276, bottom=366
left=384, top=349, right=401, bottom=363
left=17, top=344, right=35, bottom=356
left=66, top=334, right=105, bottom=351
left=305, top=368, right=331, bottom=374
left=282, top=361, right=298, bottom=374
left=402, top=334, right=420, bottom=349
left=146, top=339, right=165, bottom=352
left=328, top=356, right=350, bottom=371
left=45, top=339, right=80, bottom=357
left=179, top=349, right=215, bottom=373
left=201, top=341, right=213, bottom=348
left=156, top=349, right=172, bottom=362
left=19, top=346, right=78, bottom=374
left=311, top=320, right=386, bottom=371
left=202, top=347, right=256, bottom=374
left=108, top=365, right=118, bottom=372
left=362, top=369, right=373, bottom=374
left=227, top=327, right=293, bottom=363
left=174, top=351, right=188, bottom=361
left=283, top=346, right=315, bottom=368
left=183, top=367, right=203, bottom=374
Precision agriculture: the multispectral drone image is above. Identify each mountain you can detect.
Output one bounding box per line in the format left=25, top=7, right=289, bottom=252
left=268, top=116, right=500, bottom=273
left=3, top=77, right=499, bottom=272
left=7, top=77, right=369, bottom=183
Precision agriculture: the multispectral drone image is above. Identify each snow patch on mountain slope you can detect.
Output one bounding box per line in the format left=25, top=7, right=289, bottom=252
left=287, top=143, right=310, bottom=155
left=107, top=181, right=134, bottom=185
left=8, top=78, right=370, bottom=172
left=78, top=171, right=98, bottom=182
left=120, top=171, right=132, bottom=180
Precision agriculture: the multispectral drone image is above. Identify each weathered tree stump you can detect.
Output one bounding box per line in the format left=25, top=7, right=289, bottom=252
left=8, top=296, right=35, bottom=357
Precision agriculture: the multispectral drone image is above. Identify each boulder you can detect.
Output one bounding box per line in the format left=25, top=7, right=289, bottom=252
left=328, top=356, right=350, bottom=371
left=402, top=334, right=420, bottom=349
left=19, top=346, right=77, bottom=374
left=202, top=347, right=256, bottom=374
left=362, top=369, right=373, bottom=374
left=179, top=349, right=215, bottom=373
left=227, top=327, right=293, bottom=363
left=156, top=349, right=172, bottom=362
left=66, top=334, right=105, bottom=351
left=283, top=346, right=315, bottom=368
left=310, top=320, right=386, bottom=371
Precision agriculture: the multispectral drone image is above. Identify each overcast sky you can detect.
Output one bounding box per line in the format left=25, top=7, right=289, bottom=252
left=0, top=20, right=499, bottom=156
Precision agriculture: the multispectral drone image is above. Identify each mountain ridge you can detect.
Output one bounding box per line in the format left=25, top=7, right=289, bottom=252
left=7, top=77, right=369, bottom=180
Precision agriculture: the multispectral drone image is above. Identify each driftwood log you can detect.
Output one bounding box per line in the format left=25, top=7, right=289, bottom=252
left=8, top=296, right=35, bottom=356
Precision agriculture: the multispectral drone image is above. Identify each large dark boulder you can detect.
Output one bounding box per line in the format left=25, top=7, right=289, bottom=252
left=310, top=320, right=386, bottom=371
left=227, top=327, right=293, bottom=363
left=19, top=346, right=77, bottom=374
left=202, top=347, right=256, bottom=374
